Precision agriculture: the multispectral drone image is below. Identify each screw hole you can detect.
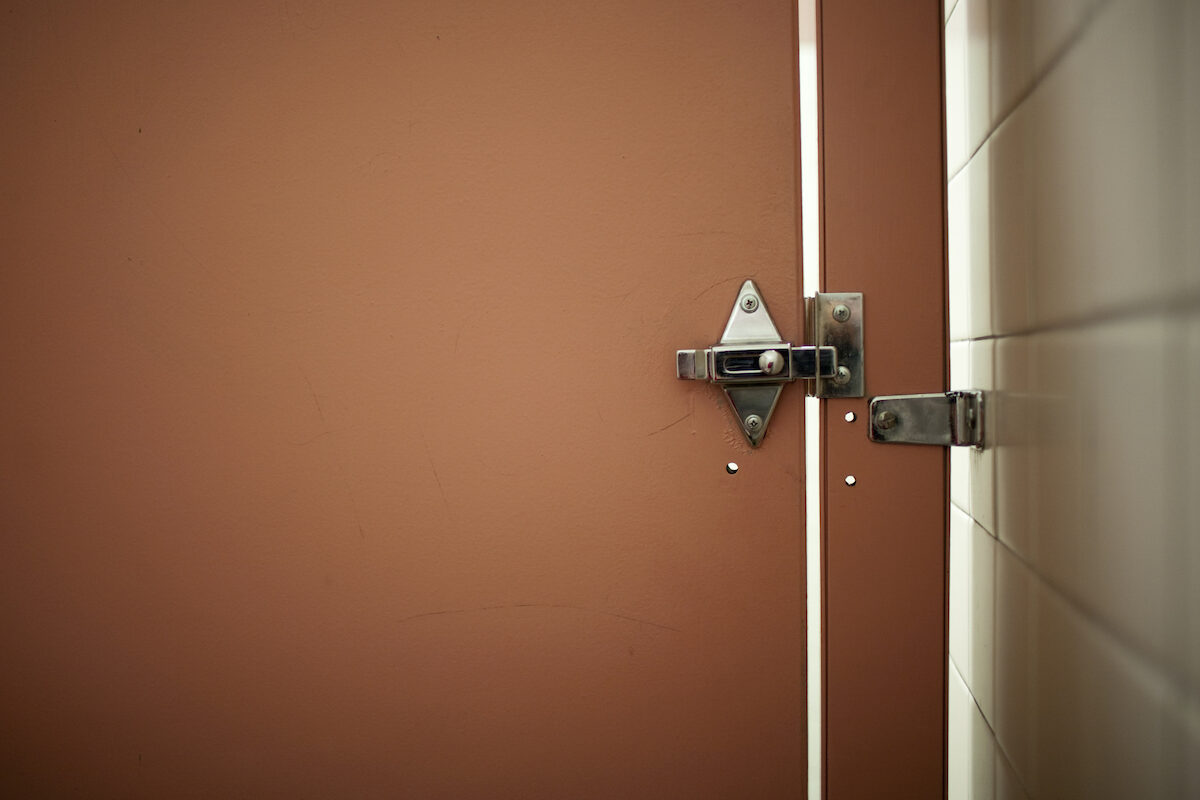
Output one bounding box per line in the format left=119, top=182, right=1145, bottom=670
left=844, top=411, right=856, bottom=422
left=726, top=462, right=739, bottom=475
left=844, top=475, right=856, bottom=486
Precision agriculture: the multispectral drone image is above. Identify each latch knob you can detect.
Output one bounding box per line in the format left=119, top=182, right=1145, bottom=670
left=759, top=350, right=785, bottom=375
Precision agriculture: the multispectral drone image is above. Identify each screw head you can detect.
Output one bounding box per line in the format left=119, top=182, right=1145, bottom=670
left=875, top=410, right=898, bottom=430
left=832, top=304, right=851, bottom=323
left=744, top=414, right=763, bottom=432
left=740, top=295, right=759, bottom=313
left=833, top=366, right=852, bottom=385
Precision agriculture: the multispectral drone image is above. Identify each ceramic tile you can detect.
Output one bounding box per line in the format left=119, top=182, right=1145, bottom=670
left=1156, top=315, right=1197, bottom=690
left=966, top=142, right=993, bottom=339
left=969, top=686, right=997, bottom=800
left=988, top=113, right=1033, bottom=335
left=1024, top=320, right=1173, bottom=666
left=1161, top=695, right=1200, bottom=799
left=950, top=660, right=997, bottom=800
left=950, top=340, right=971, bottom=391
left=964, top=0, right=992, bottom=157
left=946, top=1, right=969, bottom=176
left=988, top=0, right=1032, bottom=127
left=992, top=544, right=1032, bottom=789
left=994, top=746, right=1030, bottom=800
left=995, top=545, right=1170, bottom=798
left=1020, top=329, right=1080, bottom=572
left=1027, top=0, right=1179, bottom=325
left=1187, top=317, right=1200, bottom=687
left=969, top=519, right=996, bottom=723
left=948, top=139, right=993, bottom=341
left=951, top=504, right=997, bottom=725
left=1187, top=1, right=1200, bottom=294
left=950, top=341, right=971, bottom=513
left=949, top=660, right=971, bottom=800
left=968, top=339, right=995, bottom=535
left=1144, top=0, right=1191, bottom=301
left=1029, top=0, right=1106, bottom=80
left=948, top=169, right=971, bottom=341
left=1069, top=320, right=1171, bottom=662
left=950, top=505, right=971, bottom=678
left=994, top=335, right=1031, bottom=557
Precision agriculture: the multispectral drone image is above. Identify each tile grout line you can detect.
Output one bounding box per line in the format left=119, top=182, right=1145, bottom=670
left=948, top=286, right=1200, bottom=345
left=946, top=0, right=1119, bottom=186
left=994, top=533, right=1200, bottom=708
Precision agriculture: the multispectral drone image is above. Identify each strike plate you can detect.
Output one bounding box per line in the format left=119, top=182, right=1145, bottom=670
left=808, top=292, right=864, bottom=399
left=868, top=391, right=984, bottom=447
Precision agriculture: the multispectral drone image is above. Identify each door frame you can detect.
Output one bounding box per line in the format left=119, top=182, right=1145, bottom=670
left=816, top=2, right=949, bottom=796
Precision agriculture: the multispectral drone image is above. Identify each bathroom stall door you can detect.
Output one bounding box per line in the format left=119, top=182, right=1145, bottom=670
left=0, top=1, right=809, bottom=797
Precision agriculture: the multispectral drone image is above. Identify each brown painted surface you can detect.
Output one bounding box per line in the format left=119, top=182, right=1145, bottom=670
left=817, top=2, right=948, bottom=797
left=0, top=2, right=807, bottom=796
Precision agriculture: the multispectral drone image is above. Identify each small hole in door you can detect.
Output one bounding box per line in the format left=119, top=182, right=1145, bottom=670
left=844, top=412, right=856, bottom=422
left=844, top=475, right=857, bottom=486
left=726, top=462, right=739, bottom=475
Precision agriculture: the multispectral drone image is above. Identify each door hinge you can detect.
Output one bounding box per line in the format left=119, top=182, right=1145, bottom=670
left=676, top=280, right=863, bottom=446
left=867, top=391, right=984, bottom=448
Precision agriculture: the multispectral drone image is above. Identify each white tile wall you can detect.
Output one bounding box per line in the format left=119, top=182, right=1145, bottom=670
left=986, top=0, right=1031, bottom=129
left=945, top=4, right=969, bottom=176
left=950, top=506, right=995, bottom=720
left=945, top=0, right=1200, bottom=796
left=949, top=142, right=993, bottom=340
left=963, top=0, right=992, bottom=166
left=950, top=341, right=971, bottom=512
left=967, top=339, right=994, bottom=535
left=1026, top=0, right=1184, bottom=326
left=994, top=546, right=1171, bottom=798
left=1189, top=4, right=1200, bottom=295
left=950, top=659, right=996, bottom=800
left=994, top=746, right=1030, bottom=800
left=987, top=115, right=1033, bottom=335
left=1189, top=319, right=1200, bottom=687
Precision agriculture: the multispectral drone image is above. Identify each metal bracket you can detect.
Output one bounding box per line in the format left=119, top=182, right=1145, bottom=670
left=808, top=292, right=864, bottom=398
left=676, top=280, right=864, bottom=446
left=867, top=391, right=984, bottom=447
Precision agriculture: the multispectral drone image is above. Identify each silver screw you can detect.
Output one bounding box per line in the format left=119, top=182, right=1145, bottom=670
left=875, top=410, right=897, bottom=430
left=832, top=304, right=851, bottom=323
left=740, top=295, right=759, bottom=313
left=833, top=366, right=852, bottom=385
left=744, top=414, right=763, bottom=432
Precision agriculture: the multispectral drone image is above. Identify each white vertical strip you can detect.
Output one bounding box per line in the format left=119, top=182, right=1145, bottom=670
left=797, top=0, right=820, bottom=795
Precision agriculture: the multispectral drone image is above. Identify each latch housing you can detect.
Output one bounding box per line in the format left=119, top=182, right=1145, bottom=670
left=676, top=280, right=863, bottom=446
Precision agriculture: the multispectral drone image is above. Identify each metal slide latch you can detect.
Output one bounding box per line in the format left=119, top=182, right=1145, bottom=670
left=676, top=280, right=864, bottom=446
left=867, top=391, right=984, bottom=447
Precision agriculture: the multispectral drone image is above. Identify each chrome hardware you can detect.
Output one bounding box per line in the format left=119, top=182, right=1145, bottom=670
left=810, top=291, right=863, bottom=398
left=758, top=350, right=785, bottom=376
left=676, top=280, right=864, bottom=446
left=867, top=391, right=984, bottom=447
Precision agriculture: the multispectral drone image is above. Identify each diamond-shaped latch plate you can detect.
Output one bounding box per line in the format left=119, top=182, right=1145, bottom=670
left=675, top=280, right=861, bottom=446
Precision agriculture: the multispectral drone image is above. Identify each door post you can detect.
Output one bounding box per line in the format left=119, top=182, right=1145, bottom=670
left=816, top=2, right=949, bottom=796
